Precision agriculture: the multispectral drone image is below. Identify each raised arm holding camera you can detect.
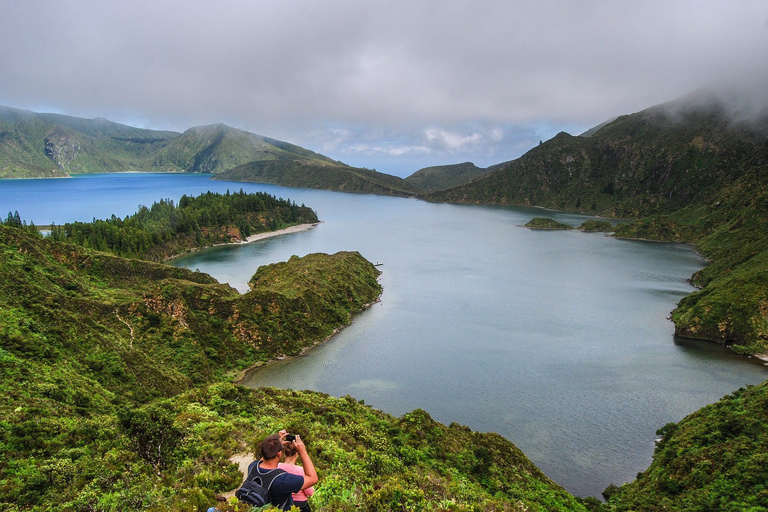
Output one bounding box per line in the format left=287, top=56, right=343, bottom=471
left=278, top=433, right=316, bottom=512
left=236, top=431, right=318, bottom=511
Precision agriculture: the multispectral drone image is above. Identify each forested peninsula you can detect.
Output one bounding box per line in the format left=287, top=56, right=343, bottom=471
left=45, top=190, right=317, bottom=261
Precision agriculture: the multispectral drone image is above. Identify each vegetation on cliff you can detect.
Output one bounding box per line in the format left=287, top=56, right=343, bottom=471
left=604, top=380, right=768, bottom=512
left=578, top=220, right=613, bottom=232
left=46, top=190, right=317, bottom=261
left=612, top=137, right=768, bottom=354
left=0, top=222, right=591, bottom=511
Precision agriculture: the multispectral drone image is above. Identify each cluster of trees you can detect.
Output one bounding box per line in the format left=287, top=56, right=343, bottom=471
left=1, top=210, right=39, bottom=235
left=47, top=190, right=318, bottom=261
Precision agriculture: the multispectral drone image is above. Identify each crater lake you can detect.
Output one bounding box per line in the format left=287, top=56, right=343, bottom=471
left=3, top=172, right=766, bottom=498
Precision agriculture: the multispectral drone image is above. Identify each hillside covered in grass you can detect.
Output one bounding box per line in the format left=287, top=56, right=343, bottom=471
left=404, top=162, right=495, bottom=193
left=0, top=107, right=341, bottom=178
left=215, top=159, right=419, bottom=197
left=427, top=91, right=768, bottom=356
left=0, top=222, right=594, bottom=511
left=604, top=380, right=768, bottom=512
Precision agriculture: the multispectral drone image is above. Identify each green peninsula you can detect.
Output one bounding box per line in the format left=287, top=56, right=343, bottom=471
left=46, top=190, right=318, bottom=261
left=215, top=159, right=418, bottom=197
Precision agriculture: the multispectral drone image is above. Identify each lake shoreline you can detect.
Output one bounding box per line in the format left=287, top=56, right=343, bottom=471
left=165, top=222, right=320, bottom=262
left=238, top=222, right=319, bottom=244
left=232, top=295, right=382, bottom=385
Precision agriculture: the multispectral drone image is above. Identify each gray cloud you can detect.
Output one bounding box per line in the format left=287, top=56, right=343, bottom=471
left=1, top=0, right=766, bottom=175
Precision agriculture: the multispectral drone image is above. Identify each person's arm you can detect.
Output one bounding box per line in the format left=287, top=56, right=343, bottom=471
left=292, top=435, right=318, bottom=490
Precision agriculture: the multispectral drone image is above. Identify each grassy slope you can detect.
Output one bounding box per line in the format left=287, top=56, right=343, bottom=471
left=0, top=107, right=344, bottom=179
left=0, top=106, right=177, bottom=177
left=215, top=159, right=419, bottom=197
left=0, top=225, right=587, bottom=511
left=404, top=162, right=495, bottom=193
left=148, top=124, right=340, bottom=174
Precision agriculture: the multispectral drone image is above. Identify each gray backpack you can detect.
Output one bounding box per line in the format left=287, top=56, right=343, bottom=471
left=235, top=461, right=287, bottom=508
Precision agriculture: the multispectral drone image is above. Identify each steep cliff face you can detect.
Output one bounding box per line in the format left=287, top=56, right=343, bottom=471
left=44, top=125, right=81, bottom=170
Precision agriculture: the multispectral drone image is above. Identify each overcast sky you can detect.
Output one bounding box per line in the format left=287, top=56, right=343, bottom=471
left=1, top=1, right=767, bottom=176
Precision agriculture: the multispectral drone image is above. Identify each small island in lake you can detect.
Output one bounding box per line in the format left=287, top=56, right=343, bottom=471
left=524, top=217, right=573, bottom=230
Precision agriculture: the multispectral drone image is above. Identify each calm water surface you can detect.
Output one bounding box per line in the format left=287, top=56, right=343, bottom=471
left=3, top=173, right=766, bottom=498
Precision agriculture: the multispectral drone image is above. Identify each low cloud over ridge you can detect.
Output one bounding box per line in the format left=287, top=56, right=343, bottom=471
left=1, top=1, right=766, bottom=175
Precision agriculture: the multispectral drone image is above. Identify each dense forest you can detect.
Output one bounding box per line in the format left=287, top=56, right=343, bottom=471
left=45, top=190, right=318, bottom=261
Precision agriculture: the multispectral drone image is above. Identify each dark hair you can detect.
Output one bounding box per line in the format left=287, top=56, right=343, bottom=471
left=283, top=441, right=298, bottom=458
left=260, top=434, right=284, bottom=460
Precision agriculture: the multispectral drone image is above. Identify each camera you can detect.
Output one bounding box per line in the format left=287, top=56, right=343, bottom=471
left=284, top=434, right=296, bottom=441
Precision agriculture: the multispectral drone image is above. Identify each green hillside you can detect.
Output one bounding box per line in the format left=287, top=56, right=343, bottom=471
left=0, top=222, right=591, bottom=511
left=427, top=91, right=768, bottom=356
left=0, top=107, right=344, bottom=179
left=149, top=124, right=340, bottom=174
left=604, top=380, right=768, bottom=511
left=215, top=159, right=419, bottom=197
left=404, top=161, right=494, bottom=193
left=0, top=106, right=177, bottom=178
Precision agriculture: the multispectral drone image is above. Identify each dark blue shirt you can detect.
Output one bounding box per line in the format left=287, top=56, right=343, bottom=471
left=247, top=460, right=305, bottom=510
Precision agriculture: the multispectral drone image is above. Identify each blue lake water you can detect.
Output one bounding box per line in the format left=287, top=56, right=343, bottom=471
left=3, top=172, right=766, bottom=498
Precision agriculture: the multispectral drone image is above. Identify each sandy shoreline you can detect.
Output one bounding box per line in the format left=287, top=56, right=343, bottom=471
left=164, top=222, right=319, bottom=262
left=238, top=222, right=319, bottom=244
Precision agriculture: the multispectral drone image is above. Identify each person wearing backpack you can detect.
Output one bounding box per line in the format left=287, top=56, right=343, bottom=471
left=236, top=432, right=318, bottom=510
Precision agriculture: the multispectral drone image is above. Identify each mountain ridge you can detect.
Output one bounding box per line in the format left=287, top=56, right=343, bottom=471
left=0, top=106, right=343, bottom=179
left=426, top=92, right=768, bottom=356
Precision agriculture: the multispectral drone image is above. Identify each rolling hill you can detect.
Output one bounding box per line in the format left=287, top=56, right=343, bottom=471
left=0, top=106, right=345, bottom=179
left=216, top=159, right=419, bottom=196
left=0, top=105, right=177, bottom=177
left=404, top=161, right=495, bottom=193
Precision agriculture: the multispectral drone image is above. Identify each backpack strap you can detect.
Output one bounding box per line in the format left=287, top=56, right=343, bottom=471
left=246, top=461, right=289, bottom=508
